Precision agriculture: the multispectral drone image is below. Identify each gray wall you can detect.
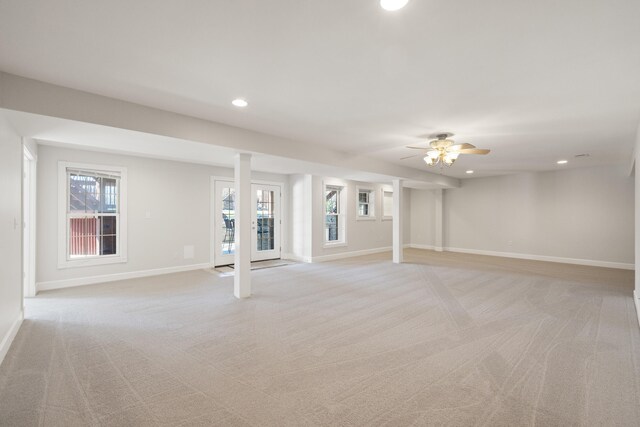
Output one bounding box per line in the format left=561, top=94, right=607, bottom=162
left=409, top=188, right=437, bottom=247
left=311, top=177, right=410, bottom=259
left=36, top=145, right=288, bottom=286
left=0, top=115, right=23, bottom=362
left=288, top=175, right=411, bottom=261
left=289, top=174, right=313, bottom=261
left=411, top=165, right=634, bottom=265
left=635, top=125, right=640, bottom=293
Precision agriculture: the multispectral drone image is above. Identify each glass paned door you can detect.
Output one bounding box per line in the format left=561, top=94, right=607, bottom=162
left=214, top=181, right=236, bottom=266
left=214, top=181, right=281, bottom=266
left=252, top=184, right=280, bottom=261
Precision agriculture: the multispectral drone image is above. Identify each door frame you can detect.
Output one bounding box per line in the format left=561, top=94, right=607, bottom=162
left=210, top=177, right=284, bottom=267
left=250, top=182, right=282, bottom=262
left=23, top=145, right=37, bottom=298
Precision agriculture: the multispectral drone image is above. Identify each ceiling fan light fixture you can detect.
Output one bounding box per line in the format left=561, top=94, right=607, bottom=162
left=404, top=134, right=489, bottom=169
left=380, top=0, right=409, bottom=11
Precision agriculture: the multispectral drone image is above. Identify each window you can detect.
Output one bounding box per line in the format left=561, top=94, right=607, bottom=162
left=382, top=190, right=393, bottom=220
left=325, top=185, right=345, bottom=244
left=58, top=162, right=127, bottom=268
left=356, top=187, right=375, bottom=219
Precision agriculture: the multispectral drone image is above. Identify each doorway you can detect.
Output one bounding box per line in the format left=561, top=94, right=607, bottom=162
left=23, top=146, right=36, bottom=298
left=212, top=180, right=281, bottom=266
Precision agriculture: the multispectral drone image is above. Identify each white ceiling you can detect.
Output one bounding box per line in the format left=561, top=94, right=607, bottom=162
left=1, top=0, right=639, bottom=178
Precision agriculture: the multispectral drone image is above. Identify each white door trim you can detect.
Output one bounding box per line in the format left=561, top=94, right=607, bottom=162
left=22, top=145, right=37, bottom=298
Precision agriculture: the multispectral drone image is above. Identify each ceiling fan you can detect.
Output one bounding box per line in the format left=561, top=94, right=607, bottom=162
left=403, top=133, right=490, bottom=166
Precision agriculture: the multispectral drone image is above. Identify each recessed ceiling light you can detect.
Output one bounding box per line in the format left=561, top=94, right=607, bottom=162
left=232, top=98, right=248, bottom=108
left=466, top=170, right=474, bottom=174
left=380, top=0, right=409, bottom=11
left=557, top=160, right=568, bottom=164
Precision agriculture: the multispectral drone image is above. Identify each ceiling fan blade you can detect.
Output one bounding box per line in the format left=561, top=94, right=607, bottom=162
left=448, top=143, right=476, bottom=151
left=400, top=154, right=421, bottom=160
left=459, top=148, right=490, bottom=155
left=406, top=145, right=430, bottom=150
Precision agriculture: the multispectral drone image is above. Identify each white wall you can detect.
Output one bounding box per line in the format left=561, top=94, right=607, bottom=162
left=36, top=146, right=288, bottom=289
left=410, top=166, right=633, bottom=267
left=0, top=115, right=24, bottom=364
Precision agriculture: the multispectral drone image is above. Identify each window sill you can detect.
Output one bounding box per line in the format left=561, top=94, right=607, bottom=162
left=323, top=242, right=347, bottom=249
left=58, top=256, right=128, bottom=269
left=356, top=216, right=376, bottom=221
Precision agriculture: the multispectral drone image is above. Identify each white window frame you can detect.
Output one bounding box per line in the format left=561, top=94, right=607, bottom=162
left=356, top=186, right=376, bottom=220
left=58, top=161, right=128, bottom=269
left=323, top=182, right=347, bottom=247
left=381, top=189, right=393, bottom=221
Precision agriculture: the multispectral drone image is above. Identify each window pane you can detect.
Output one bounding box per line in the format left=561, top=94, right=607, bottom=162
left=69, top=174, right=100, bottom=213
left=100, top=178, right=118, bottom=213
left=100, top=215, right=116, bottom=235
left=69, top=217, right=99, bottom=257
left=359, top=203, right=368, bottom=216
left=101, top=235, right=117, bottom=255
left=359, top=192, right=369, bottom=203
left=69, top=174, right=119, bottom=214
left=256, top=190, right=275, bottom=251
left=326, top=215, right=338, bottom=241
left=99, top=215, right=117, bottom=255
left=325, top=190, right=338, bottom=214
left=221, top=188, right=235, bottom=255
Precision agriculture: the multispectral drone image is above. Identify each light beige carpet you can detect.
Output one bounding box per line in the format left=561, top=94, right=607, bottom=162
left=1, top=248, right=639, bottom=426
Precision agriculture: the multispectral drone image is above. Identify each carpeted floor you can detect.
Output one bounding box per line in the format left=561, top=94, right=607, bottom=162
left=1, top=249, right=639, bottom=426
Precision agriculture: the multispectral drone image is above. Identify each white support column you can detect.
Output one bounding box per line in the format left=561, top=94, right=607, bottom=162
left=234, top=153, right=251, bottom=299
left=392, top=179, right=403, bottom=264
left=434, top=189, right=443, bottom=252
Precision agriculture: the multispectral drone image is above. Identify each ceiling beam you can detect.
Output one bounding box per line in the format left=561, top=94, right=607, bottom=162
left=0, top=72, right=460, bottom=188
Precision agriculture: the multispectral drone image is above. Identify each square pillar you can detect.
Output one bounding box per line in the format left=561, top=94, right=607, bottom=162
left=392, top=179, right=403, bottom=264
left=234, top=153, right=251, bottom=298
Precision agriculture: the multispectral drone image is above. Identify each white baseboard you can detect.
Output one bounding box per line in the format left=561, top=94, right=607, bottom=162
left=311, top=246, right=392, bottom=263
left=0, top=311, right=23, bottom=366
left=443, top=247, right=634, bottom=270
left=282, top=253, right=312, bottom=263
left=407, top=244, right=444, bottom=251
left=37, top=263, right=211, bottom=292
left=634, top=290, right=640, bottom=329
left=288, top=245, right=438, bottom=263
